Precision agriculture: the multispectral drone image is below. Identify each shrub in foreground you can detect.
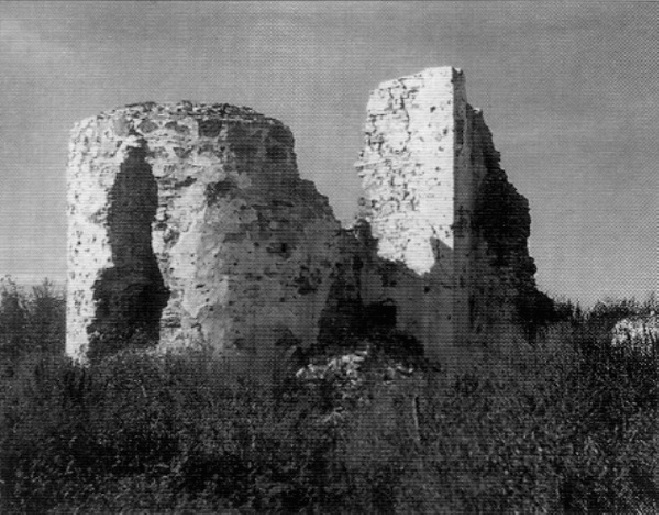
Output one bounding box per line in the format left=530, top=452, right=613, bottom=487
left=1, top=315, right=658, bottom=512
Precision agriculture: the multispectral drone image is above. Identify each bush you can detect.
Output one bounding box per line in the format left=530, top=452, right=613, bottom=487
left=1, top=347, right=352, bottom=512
left=0, top=277, right=64, bottom=377
left=1, top=292, right=658, bottom=513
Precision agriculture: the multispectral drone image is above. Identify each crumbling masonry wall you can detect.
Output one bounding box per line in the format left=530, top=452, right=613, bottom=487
left=66, top=68, right=543, bottom=364
left=66, top=102, right=340, bottom=362
left=351, top=67, right=539, bottom=360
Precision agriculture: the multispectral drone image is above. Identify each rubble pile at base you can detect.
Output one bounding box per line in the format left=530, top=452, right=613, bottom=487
left=611, top=314, right=658, bottom=355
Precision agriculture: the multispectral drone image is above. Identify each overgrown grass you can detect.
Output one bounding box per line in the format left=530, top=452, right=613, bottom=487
left=0, top=285, right=657, bottom=512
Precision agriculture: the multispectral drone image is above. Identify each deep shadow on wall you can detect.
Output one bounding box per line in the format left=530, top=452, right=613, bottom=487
left=87, top=140, right=169, bottom=362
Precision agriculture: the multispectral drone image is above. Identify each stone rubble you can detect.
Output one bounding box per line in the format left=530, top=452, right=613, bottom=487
left=611, top=314, right=658, bottom=355
left=295, top=348, right=419, bottom=425
left=296, top=351, right=368, bottom=381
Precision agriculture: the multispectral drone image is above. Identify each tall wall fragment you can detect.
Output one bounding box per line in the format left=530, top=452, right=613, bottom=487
left=66, top=102, right=340, bottom=362
left=353, top=67, right=540, bottom=359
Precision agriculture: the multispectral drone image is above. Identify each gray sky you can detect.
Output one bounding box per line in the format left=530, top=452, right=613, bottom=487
left=0, top=1, right=656, bottom=307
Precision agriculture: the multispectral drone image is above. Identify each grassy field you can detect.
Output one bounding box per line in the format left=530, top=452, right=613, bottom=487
left=1, top=280, right=657, bottom=513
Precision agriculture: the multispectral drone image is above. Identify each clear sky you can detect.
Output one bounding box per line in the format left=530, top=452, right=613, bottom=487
left=0, top=1, right=656, bottom=307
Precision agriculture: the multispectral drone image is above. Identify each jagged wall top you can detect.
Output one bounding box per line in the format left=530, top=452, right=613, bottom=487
left=92, top=100, right=278, bottom=124
left=356, top=66, right=466, bottom=275
left=71, top=100, right=299, bottom=180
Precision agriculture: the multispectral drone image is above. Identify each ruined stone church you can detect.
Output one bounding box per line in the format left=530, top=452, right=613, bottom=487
left=66, top=67, right=541, bottom=363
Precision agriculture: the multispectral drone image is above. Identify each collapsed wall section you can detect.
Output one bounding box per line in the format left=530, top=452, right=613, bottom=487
left=66, top=102, right=340, bottom=362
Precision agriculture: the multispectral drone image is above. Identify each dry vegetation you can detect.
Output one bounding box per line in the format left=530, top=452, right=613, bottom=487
left=1, top=279, right=657, bottom=513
